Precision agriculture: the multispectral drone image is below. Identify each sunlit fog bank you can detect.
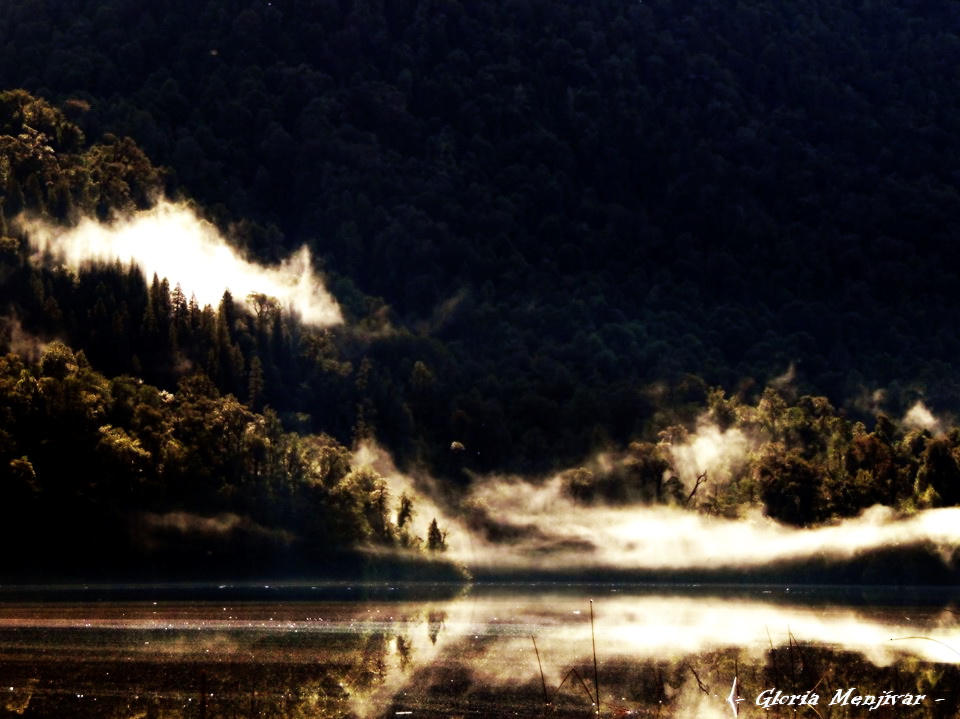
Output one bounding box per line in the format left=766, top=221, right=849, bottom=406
left=459, top=477, right=960, bottom=572
left=19, top=201, right=342, bottom=326
left=351, top=439, right=960, bottom=575
left=903, top=400, right=945, bottom=434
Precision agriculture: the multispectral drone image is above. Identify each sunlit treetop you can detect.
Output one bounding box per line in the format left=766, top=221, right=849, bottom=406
left=0, top=90, right=163, bottom=221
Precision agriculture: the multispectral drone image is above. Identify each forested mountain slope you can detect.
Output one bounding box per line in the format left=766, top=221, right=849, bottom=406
left=1, top=0, right=960, bottom=478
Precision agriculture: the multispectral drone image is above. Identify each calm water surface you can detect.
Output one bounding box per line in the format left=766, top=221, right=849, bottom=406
left=0, top=583, right=958, bottom=718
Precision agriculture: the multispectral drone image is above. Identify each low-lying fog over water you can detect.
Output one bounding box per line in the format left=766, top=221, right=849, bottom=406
left=1, top=584, right=957, bottom=718
left=347, top=441, right=960, bottom=583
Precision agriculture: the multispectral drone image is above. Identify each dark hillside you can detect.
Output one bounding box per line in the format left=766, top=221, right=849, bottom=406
left=1, top=0, right=960, bottom=473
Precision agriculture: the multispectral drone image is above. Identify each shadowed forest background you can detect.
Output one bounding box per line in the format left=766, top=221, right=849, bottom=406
left=1, top=0, right=960, bottom=578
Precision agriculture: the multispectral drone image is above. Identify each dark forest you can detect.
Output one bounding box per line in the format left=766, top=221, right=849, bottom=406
left=1, top=0, right=959, bottom=578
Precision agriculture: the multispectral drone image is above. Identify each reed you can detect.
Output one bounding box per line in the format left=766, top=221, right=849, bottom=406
left=531, top=635, right=548, bottom=704
left=532, top=600, right=603, bottom=716
left=591, top=600, right=600, bottom=718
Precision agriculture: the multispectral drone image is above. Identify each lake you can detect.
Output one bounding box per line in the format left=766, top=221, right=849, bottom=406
left=0, top=583, right=958, bottom=718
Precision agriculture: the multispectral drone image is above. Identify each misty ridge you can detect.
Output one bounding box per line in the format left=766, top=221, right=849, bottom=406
left=0, top=0, right=958, bottom=582
left=2, top=2, right=960, bottom=715
left=0, top=0, right=959, bottom=483
left=0, top=91, right=957, bottom=582
left=358, top=405, right=960, bottom=578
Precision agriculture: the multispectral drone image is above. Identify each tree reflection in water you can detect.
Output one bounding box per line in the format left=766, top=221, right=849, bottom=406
left=0, top=587, right=957, bottom=718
